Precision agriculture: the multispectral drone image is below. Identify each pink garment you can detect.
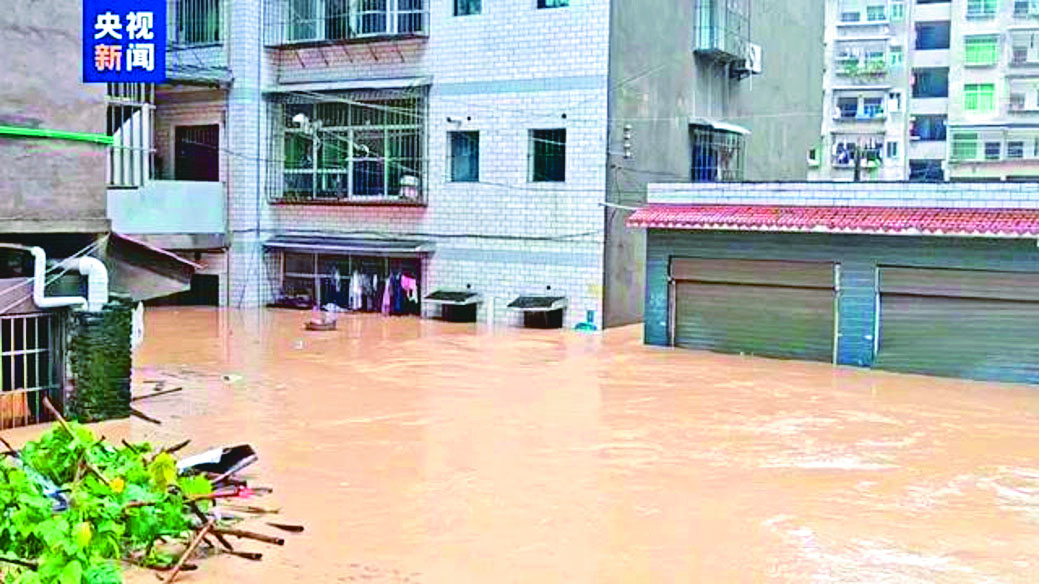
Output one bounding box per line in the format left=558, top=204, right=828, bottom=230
left=381, top=277, right=391, bottom=315
left=400, top=275, right=417, bottom=302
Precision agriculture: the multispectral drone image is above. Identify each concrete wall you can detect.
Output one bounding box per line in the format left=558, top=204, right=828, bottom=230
left=602, top=0, right=824, bottom=329
left=108, top=181, right=226, bottom=234
left=0, top=0, right=109, bottom=234
left=644, top=230, right=1039, bottom=367
left=734, top=0, right=825, bottom=181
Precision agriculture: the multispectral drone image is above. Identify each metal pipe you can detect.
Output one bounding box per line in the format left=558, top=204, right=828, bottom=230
left=0, top=125, right=113, bottom=146
left=29, top=248, right=87, bottom=310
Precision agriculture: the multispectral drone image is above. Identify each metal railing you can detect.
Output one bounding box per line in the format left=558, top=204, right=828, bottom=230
left=264, top=0, right=428, bottom=47
left=693, top=0, right=750, bottom=60
left=0, top=313, right=64, bottom=430
left=266, top=88, right=428, bottom=203
left=107, top=83, right=155, bottom=188
left=166, top=0, right=231, bottom=83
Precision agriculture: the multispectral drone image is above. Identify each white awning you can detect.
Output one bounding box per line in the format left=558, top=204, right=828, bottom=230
left=689, top=117, right=751, bottom=136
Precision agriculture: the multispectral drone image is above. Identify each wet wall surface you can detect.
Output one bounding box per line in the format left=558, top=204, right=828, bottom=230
left=10, top=307, right=1039, bottom=582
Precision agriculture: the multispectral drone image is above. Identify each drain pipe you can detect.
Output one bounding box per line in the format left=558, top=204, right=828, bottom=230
left=29, top=247, right=110, bottom=311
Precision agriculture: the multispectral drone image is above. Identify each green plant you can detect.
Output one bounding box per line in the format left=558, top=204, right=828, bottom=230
left=0, top=423, right=212, bottom=584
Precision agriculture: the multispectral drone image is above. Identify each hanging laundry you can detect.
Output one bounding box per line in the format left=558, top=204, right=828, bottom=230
left=349, top=271, right=362, bottom=311
left=401, top=275, right=418, bottom=303
left=382, top=274, right=392, bottom=315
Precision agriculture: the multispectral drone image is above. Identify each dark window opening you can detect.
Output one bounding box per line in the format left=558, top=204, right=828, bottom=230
left=454, top=0, right=481, bottom=15
left=690, top=125, right=746, bottom=182
left=911, top=115, right=947, bottom=141
left=147, top=274, right=220, bottom=306
left=449, top=131, right=479, bottom=182
left=530, top=129, right=566, bottom=182
left=909, top=159, right=944, bottom=182
left=175, top=125, right=220, bottom=181
left=176, top=0, right=221, bottom=45
left=912, top=68, right=949, bottom=98
left=915, top=21, right=951, bottom=50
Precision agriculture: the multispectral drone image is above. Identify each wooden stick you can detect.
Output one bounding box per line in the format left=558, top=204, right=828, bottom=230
left=131, top=387, right=183, bottom=402
left=0, top=557, right=36, bottom=570
left=213, top=528, right=285, bottom=546
left=124, top=559, right=198, bottom=573
left=222, top=549, right=263, bottom=561
left=223, top=504, right=281, bottom=515
left=164, top=439, right=191, bottom=455
left=123, top=500, right=155, bottom=510
left=187, top=499, right=235, bottom=552
left=130, top=407, right=162, bottom=425
left=266, top=522, right=304, bottom=533
left=163, top=520, right=213, bottom=583
left=0, top=435, right=17, bottom=455
left=41, top=397, right=110, bottom=486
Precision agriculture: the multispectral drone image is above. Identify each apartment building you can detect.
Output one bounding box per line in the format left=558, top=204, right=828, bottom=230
left=117, top=0, right=820, bottom=328
left=812, top=0, right=1039, bottom=182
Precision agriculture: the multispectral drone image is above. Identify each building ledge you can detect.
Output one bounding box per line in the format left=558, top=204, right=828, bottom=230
left=0, top=218, right=110, bottom=234
left=270, top=199, right=427, bottom=208
left=265, top=33, right=428, bottom=50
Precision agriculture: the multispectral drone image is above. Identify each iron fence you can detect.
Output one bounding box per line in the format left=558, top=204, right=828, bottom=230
left=264, top=0, right=428, bottom=47
left=107, top=83, right=155, bottom=188
left=0, top=313, right=64, bottom=430
left=266, top=88, right=428, bottom=203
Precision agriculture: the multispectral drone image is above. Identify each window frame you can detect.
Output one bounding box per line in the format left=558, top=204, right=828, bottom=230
left=454, top=0, right=481, bottom=16
left=984, top=141, right=1002, bottom=160
left=964, top=35, right=1000, bottom=67
left=966, top=0, right=998, bottom=19
left=951, top=132, right=980, bottom=161
left=448, top=130, right=480, bottom=183
left=529, top=128, right=567, bottom=183
left=964, top=83, right=996, bottom=113
left=537, top=0, right=570, bottom=8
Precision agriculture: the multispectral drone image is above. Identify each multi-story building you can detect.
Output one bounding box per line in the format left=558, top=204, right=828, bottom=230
left=124, top=0, right=821, bottom=328
left=812, top=0, right=1039, bottom=182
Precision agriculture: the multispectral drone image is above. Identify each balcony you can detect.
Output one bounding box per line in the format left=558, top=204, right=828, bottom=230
left=693, top=0, right=751, bottom=61
left=1014, top=0, right=1039, bottom=19
left=107, top=181, right=226, bottom=247
left=837, top=1, right=891, bottom=27
left=165, top=0, right=231, bottom=86
left=834, top=55, right=889, bottom=82
left=264, top=0, right=428, bottom=48
left=266, top=90, right=428, bottom=205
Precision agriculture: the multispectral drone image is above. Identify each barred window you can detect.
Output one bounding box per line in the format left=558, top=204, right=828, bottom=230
left=270, top=89, right=427, bottom=202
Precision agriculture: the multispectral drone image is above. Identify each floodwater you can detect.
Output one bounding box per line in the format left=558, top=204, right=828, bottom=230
left=10, top=307, right=1039, bottom=583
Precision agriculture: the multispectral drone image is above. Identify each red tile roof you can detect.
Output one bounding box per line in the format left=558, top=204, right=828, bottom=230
left=627, top=205, right=1039, bottom=238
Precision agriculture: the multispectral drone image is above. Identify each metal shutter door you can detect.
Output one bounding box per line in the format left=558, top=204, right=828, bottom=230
left=876, top=267, right=1039, bottom=384
left=671, top=259, right=836, bottom=362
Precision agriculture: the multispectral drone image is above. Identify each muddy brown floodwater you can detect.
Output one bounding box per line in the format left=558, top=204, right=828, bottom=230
left=9, top=306, right=1039, bottom=582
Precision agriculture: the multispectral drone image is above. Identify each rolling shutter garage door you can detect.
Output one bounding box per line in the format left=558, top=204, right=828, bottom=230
left=875, top=267, right=1039, bottom=384
left=670, top=258, right=837, bottom=362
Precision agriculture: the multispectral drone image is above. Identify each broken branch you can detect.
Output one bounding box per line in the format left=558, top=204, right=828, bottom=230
left=130, top=407, right=162, bottom=425
left=131, top=387, right=183, bottom=403
left=162, top=520, right=213, bottom=583
left=212, top=528, right=285, bottom=546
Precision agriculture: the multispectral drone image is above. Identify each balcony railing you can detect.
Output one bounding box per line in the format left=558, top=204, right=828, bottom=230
left=166, top=0, right=231, bottom=84
left=692, top=0, right=751, bottom=61
left=264, top=0, right=428, bottom=48
left=107, top=84, right=155, bottom=189
left=266, top=89, right=429, bottom=204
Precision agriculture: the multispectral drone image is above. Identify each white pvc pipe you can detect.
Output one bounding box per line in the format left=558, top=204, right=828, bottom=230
left=29, top=247, right=110, bottom=311
left=30, top=247, right=87, bottom=310
left=75, top=257, right=109, bottom=311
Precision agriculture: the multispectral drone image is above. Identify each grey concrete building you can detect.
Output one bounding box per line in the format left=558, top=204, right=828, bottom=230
left=604, top=0, right=825, bottom=326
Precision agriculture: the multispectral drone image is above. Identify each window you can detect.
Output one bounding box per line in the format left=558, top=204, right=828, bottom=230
left=912, top=115, right=947, bottom=141
left=837, top=97, right=859, bottom=118
left=964, top=83, right=996, bottom=112
left=0, top=312, right=63, bottom=430
left=912, top=68, right=949, bottom=98
left=915, top=22, right=951, bottom=50
left=278, top=0, right=424, bottom=44
left=967, top=0, right=998, bottom=18
left=887, top=141, right=899, bottom=158
left=889, top=46, right=904, bottom=67
left=454, top=0, right=480, bottom=15
left=862, top=96, right=885, bottom=118
left=537, top=0, right=569, bottom=8
left=530, top=129, right=566, bottom=182
left=1015, top=0, right=1039, bottom=16
left=174, top=125, right=219, bottom=181
left=951, top=133, right=979, bottom=160
left=965, top=35, right=999, bottom=66
left=274, top=91, right=426, bottom=202
left=449, top=131, right=479, bottom=182
left=1010, top=93, right=1027, bottom=110
left=176, top=0, right=221, bottom=45
left=691, top=125, right=746, bottom=181
left=909, top=159, right=944, bottom=182
left=866, top=4, right=887, bottom=20
left=839, top=0, right=862, bottom=22
left=984, top=141, right=1002, bottom=160
left=890, top=1, right=906, bottom=20
left=1008, top=141, right=1025, bottom=159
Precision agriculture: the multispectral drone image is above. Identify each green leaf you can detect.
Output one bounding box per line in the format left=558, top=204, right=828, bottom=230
left=72, top=522, right=92, bottom=549
left=58, top=560, right=82, bottom=584
left=147, top=454, right=177, bottom=492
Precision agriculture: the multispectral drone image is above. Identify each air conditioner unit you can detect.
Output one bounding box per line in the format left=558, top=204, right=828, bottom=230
left=745, top=43, right=763, bottom=75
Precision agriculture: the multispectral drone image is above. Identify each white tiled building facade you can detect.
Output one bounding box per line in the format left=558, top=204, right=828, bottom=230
left=219, top=0, right=611, bottom=328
